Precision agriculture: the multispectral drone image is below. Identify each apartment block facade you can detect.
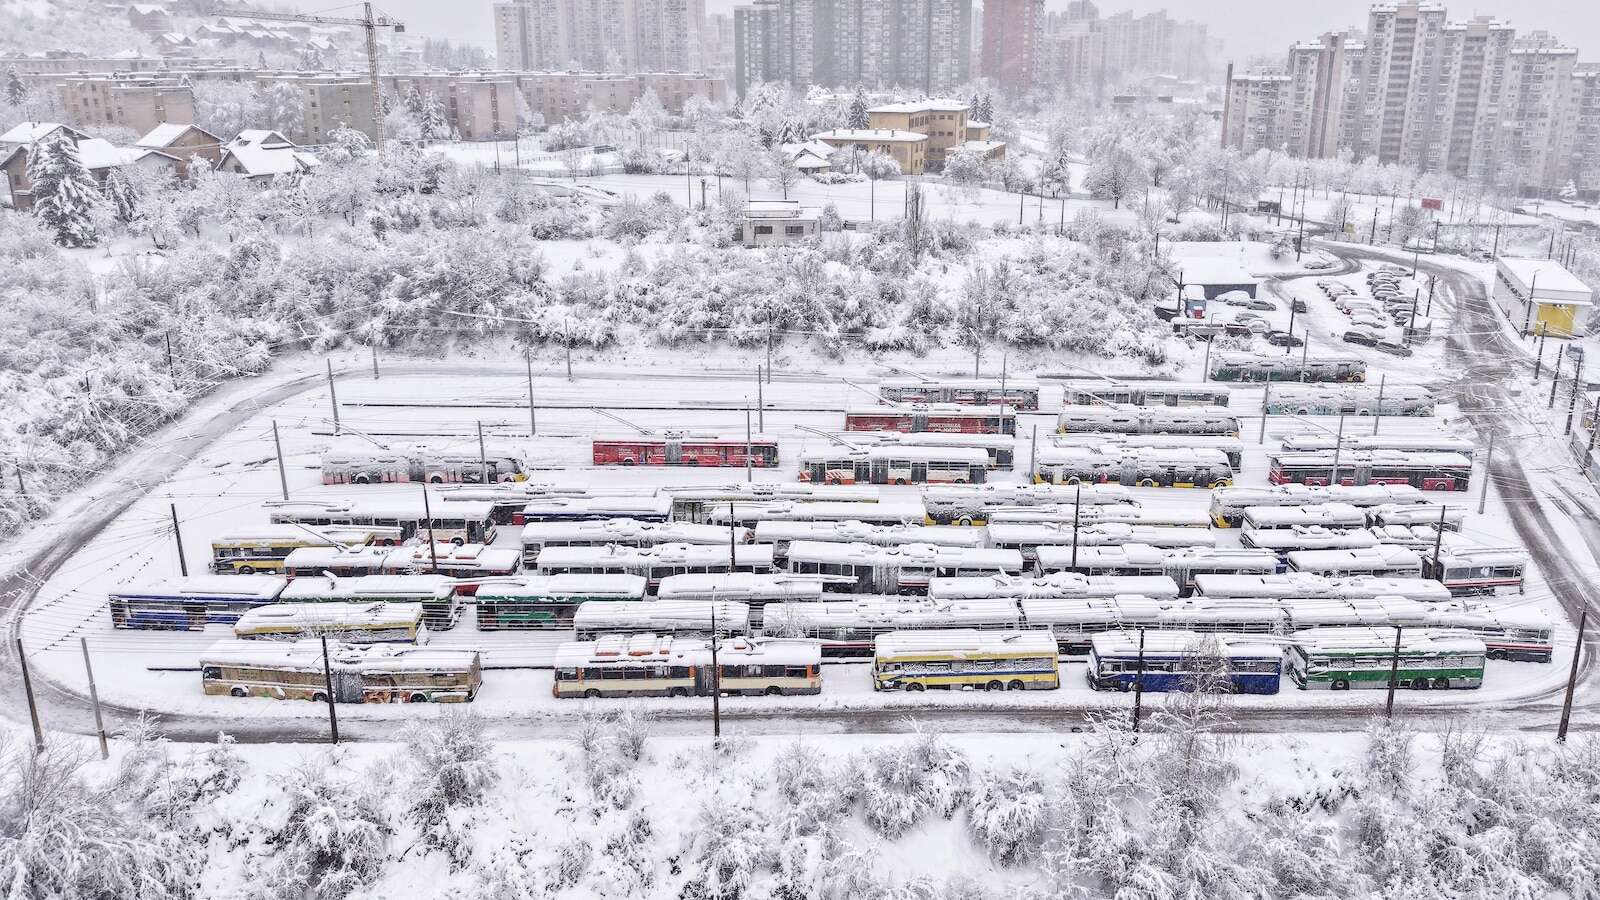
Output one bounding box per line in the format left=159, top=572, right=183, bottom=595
left=56, top=77, right=195, bottom=136
left=493, top=0, right=707, bottom=74
left=1034, top=5, right=1213, bottom=98
left=732, top=0, right=972, bottom=97
left=979, top=0, right=1043, bottom=94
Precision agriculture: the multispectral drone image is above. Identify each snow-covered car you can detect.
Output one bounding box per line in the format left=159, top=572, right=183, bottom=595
left=1237, top=297, right=1277, bottom=311
left=1266, top=330, right=1305, bottom=347
left=1212, top=291, right=1255, bottom=307
left=1375, top=340, right=1414, bottom=358
left=1304, top=259, right=1337, bottom=270
left=1342, top=328, right=1381, bottom=347
left=1351, top=312, right=1390, bottom=332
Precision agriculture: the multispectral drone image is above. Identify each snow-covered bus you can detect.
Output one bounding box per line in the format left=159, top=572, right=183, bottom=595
left=785, top=541, right=1025, bottom=593
left=211, top=525, right=405, bottom=574
left=987, top=504, right=1212, bottom=529
left=571, top=600, right=752, bottom=641
left=1055, top=405, right=1240, bottom=436
left=592, top=435, right=779, bottom=468
left=798, top=446, right=990, bottom=485
left=1265, top=384, right=1435, bottom=417
left=232, top=602, right=428, bottom=645
left=1085, top=631, right=1283, bottom=694
left=660, top=483, right=880, bottom=523
left=1422, top=544, right=1528, bottom=595
left=1036, top=543, right=1168, bottom=577
left=553, top=635, right=822, bottom=699
left=707, top=499, right=927, bottom=528
left=877, top=377, right=1041, bottom=411
left=763, top=597, right=1023, bottom=656
left=843, top=431, right=1017, bottom=468
left=844, top=404, right=1017, bottom=435
left=519, top=519, right=748, bottom=565
left=200, top=640, right=481, bottom=703
left=1367, top=503, right=1466, bottom=530
left=1209, top=483, right=1426, bottom=527
left=1286, top=546, right=1424, bottom=579
left=1286, top=627, right=1485, bottom=691
left=278, top=574, right=463, bottom=629
left=1035, top=448, right=1235, bottom=489
left=267, top=499, right=497, bottom=545
left=533, top=543, right=775, bottom=591
left=379, top=543, right=522, bottom=589
left=1241, top=503, right=1369, bottom=532
left=1020, top=597, right=1286, bottom=653
left=988, top=523, right=1215, bottom=563
left=1426, top=602, right=1553, bottom=662
left=513, top=495, right=673, bottom=525
left=928, top=571, right=1181, bottom=602
left=474, top=575, right=647, bottom=630
left=1240, top=525, right=1381, bottom=557
left=1277, top=433, right=1473, bottom=455
left=281, top=545, right=393, bottom=579
left=872, top=630, right=1060, bottom=692
left=109, top=575, right=287, bottom=630
left=921, top=483, right=1134, bottom=526
left=1209, top=352, right=1367, bottom=383
left=1060, top=381, right=1231, bottom=407
left=1038, top=547, right=1280, bottom=595
left=1267, top=451, right=1473, bottom=492
left=657, top=573, right=826, bottom=624
left=320, top=444, right=528, bottom=485
left=1052, top=433, right=1247, bottom=470
left=753, top=520, right=982, bottom=566
left=1191, top=572, right=1452, bottom=604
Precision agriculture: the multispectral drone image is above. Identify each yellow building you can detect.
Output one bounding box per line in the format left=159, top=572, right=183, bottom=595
left=1493, top=257, right=1593, bottom=338
left=866, top=99, right=970, bottom=168
left=810, top=128, right=928, bottom=175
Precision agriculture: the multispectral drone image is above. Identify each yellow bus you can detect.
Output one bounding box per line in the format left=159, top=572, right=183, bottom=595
left=872, top=630, right=1060, bottom=692
left=210, top=525, right=403, bottom=574
left=552, top=634, right=822, bottom=699
left=200, top=640, right=480, bottom=703
left=232, top=602, right=429, bottom=645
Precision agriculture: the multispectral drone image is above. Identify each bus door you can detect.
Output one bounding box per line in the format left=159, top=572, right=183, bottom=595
left=870, top=459, right=891, bottom=484
left=911, top=412, right=929, bottom=433
left=1172, top=465, right=1196, bottom=488
left=665, top=437, right=684, bottom=465
left=1348, top=463, right=1373, bottom=487
left=693, top=665, right=717, bottom=696
left=910, top=460, right=929, bottom=483
left=334, top=669, right=364, bottom=703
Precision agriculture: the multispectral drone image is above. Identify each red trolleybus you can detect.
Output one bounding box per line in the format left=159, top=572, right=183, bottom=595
left=593, top=434, right=779, bottom=468
left=1267, top=451, right=1472, bottom=491
left=844, top=404, right=1016, bottom=435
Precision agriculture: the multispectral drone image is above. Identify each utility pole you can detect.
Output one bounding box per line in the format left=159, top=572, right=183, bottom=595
left=1370, top=206, right=1379, bottom=244
left=1477, top=432, right=1494, bottom=515
left=1029, top=424, right=1038, bottom=483
left=13, top=459, right=25, bottom=497
left=165, top=332, right=176, bottom=382
left=1552, top=353, right=1564, bottom=409
left=420, top=485, right=440, bottom=573
left=170, top=503, right=188, bottom=577
left=565, top=320, right=573, bottom=381
left=477, top=420, right=489, bottom=484
left=272, top=420, right=289, bottom=502
left=710, top=602, right=722, bottom=740
left=1070, top=484, right=1082, bottom=570
left=320, top=635, right=340, bottom=744
left=1372, top=375, right=1385, bottom=435
left=1329, top=413, right=1346, bottom=488
left=1557, top=606, right=1587, bottom=742
left=1429, top=504, right=1447, bottom=579
left=757, top=367, right=765, bottom=433
left=17, top=638, right=43, bottom=754
left=80, top=638, right=107, bottom=760
left=1202, top=336, right=1212, bottom=382
left=1384, top=626, right=1403, bottom=718
left=326, top=359, right=341, bottom=435
left=1131, top=627, right=1146, bottom=733
left=526, top=357, right=537, bottom=437
left=1522, top=273, right=1539, bottom=337
left=1567, top=350, right=1586, bottom=435
left=1259, top=383, right=1271, bottom=444
left=1534, top=323, right=1548, bottom=381
left=371, top=345, right=379, bottom=380
left=745, top=407, right=753, bottom=484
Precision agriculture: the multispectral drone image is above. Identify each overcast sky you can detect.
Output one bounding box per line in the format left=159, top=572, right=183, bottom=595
left=322, top=0, right=1598, bottom=64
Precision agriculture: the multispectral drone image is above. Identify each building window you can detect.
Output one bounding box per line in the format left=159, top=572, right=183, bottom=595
left=785, top=225, right=805, bottom=236
left=755, top=225, right=773, bottom=235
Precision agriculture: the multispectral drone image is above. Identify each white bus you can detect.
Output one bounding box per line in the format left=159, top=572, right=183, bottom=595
left=281, top=545, right=393, bottom=579
left=1426, top=602, right=1553, bottom=662
left=533, top=543, right=775, bottom=591
left=989, top=523, right=1215, bottom=563
left=1209, top=352, right=1366, bottom=384
left=211, top=525, right=404, bottom=574
left=320, top=443, right=528, bottom=485
left=1278, top=433, right=1474, bottom=455
left=921, top=483, right=1134, bottom=526
left=514, top=495, right=673, bottom=525
left=1035, top=543, right=1168, bottom=576
left=661, top=483, right=879, bottom=523
left=1056, top=405, right=1240, bottom=436
left=1209, top=484, right=1426, bottom=527
left=553, top=635, right=822, bottom=698
left=1019, top=596, right=1288, bottom=652
left=1060, top=381, right=1231, bottom=407
left=379, top=543, right=522, bottom=588
left=1242, top=503, right=1369, bottom=531
left=1287, top=546, right=1424, bottom=579
left=1422, top=544, right=1528, bottom=595
left=1265, top=384, right=1435, bottom=417
left=928, top=571, right=1181, bottom=602
left=753, top=520, right=982, bottom=565
left=877, top=377, right=1042, bottom=410
left=798, top=446, right=990, bottom=485
left=1192, top=572, right=1453, bottom=604
left=519, top=519, right=748, bottom=565
left=785, top=541, right=1025, bottom=593
left=987, top=504, right=1212, bottom=529
left=232, top=602, right=429, bottom=645
left=844, top=431, right=1018, bottom=468
left=1279, top=596, right=1435, bottom=630
left=872, top=630, right=1060, bottom=692
left=267, top=499, right=497, bottom=545
left=1367, top=503, right=1466, bottom=530
left=1052, top=433, right=1247, bottom=470
left=201, top=640, right=481, bottom=703
left=1038, top=546, right=1278, bottom=594
left=657, top=573, right=826, bottom=624
left=762, top=597, right=1023, bottom=655
left=707, top=499, right=928, bottom=528
left=1242, top=525, right=1382, bottom=556
left=473, top=574, right=647, bottom=630
left=571, top=600, right=752, bottom=641
left=1035, top=448, right=1235, bottom=489
left=278, top=573, right=463, bottom=629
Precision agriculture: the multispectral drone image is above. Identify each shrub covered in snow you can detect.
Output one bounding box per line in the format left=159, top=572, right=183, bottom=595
left=856, top=728, right=972, bottom=838
left=966, top=767, right=1049, bottom=866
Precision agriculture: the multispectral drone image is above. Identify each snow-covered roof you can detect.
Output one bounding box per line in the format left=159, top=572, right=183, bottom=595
left=233, top=601, right=425, bottom=635
left=231, top=129, right=295, bottom=149
left=129, top=4, right=167, bottom=14
left=1289, top=626, right=1486, bottom=655
left=1496, top=257, right=1592, bottom=300
left=520, top=496, right=672, bottom=516
left=657, top=572, right=825, bottom=601
left=109, top=575, right=287, bottom=601
left=218, top=143, right=316, bottom=178
left=1286, top=545, right=1423, bottom=571
left=201, top=639, right=477, bottom=672
left=136, top=122, right=217, bottom=148
left=475, top=574, right=646, bottom=601
left=1089, top=629, right=1283, bottom=658
left=874, top=629, right=1058, bottom=659
left=793, top=155, right=832, bottom=170
left=535, top=542, right=773, bottom=570
left=867, top=99, right=968, bottom=113
left=812, top=128, right=926, bottom=142
left=929, top=572, right=1181, bottom=601
left=570, top=600, right=750, bottom=630
left=961, top=140, right=1005, bottom=153
left=766, top=597, right=1020, bottom=630
left=0, top=121, right=82, bottom=146
left=521, top=519, right=743, bottom=546
left=786, top=540, right=1022, bottom=570
left=554, top=634, right=818, bottom=668
left=744, top=198, right=821, bottom=219
left=1035, top=543, right=1167, bottom=569
left=75, top=137, right=143, bottom=170
left=279, top=573, right=456, bottom=601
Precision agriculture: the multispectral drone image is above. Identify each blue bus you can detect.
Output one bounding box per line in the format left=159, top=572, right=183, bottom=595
left=1086, top=630, right=1283, bottom=695
left=109, top=575, right=288, bottom=630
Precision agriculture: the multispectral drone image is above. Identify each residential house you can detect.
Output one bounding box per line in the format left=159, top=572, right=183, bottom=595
left=216, top=129, right=318, bottom=181
left=740, top=199, right=822, bottom=247
left=127, top=3, right=172, bottom=34
left=2, top=125, right=177, bottom=210
left=135, top=122, right=224, bottom=178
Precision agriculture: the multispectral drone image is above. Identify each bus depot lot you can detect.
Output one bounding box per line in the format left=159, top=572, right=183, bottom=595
left=13, top=354, right=1583, bottom=726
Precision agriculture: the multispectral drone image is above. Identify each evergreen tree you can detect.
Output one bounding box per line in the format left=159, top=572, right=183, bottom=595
left=977, top=93, right=994, bottom=124
left=102, top=166, right=140, bottom=226
left=404, top=84, right=426, bottom=121
left=420, top=91, right=453, bottom=141
left=5, top=65, right=26, bottom=107
left=27, top=133, right=104, bottom=247
left=847, top=85, right=870, bottom=130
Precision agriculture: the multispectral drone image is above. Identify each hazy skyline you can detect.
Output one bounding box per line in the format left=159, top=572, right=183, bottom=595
left=318, top=0, right=1600, bottom=67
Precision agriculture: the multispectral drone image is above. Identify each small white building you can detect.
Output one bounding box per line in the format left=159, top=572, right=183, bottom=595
left=217, top=129, right=319, bottom=181
left=1493, top=256, right=1593, bottom=338
left=740, top=199, right=822, bottom=247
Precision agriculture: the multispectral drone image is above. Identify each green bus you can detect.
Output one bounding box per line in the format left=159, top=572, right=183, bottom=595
left=1287, top=626, right=1486, bottom=691
left=474, top=574, right=646, bottom=630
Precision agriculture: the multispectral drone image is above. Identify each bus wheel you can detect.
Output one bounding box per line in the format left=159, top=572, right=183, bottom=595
left=1138, top=479, right=1157, bottom=488
left=408, top=693, right=429, bottom=704
left=1211, top=480, right=1233, bottom=488
left=1118, top=680, right=1132, bottom=693
left=239, top=565, right=255, bottom=575
left=765, top=686, right=783, bottom=696
left=1331, top=679, right=1349, bottom=691
left=451, top=537, right=465, bottom=546
left=894, top=478, right=909, bottom=486
left=1433, top=677, right=1451, bottom=689
left=230, top=686, right=247, bottom=698
left=354, top=474, right=370, bottom=485
left=311, top=692, right=328, bottom=703
left=986, top=680, right=1004, bottom=692
left=1007, top=680, right=1025, bottom=691
left=957, top=516, right=974, bottom=526
left=1066, top=477, right=1081, bottom=485
left=621, top=458, right=636, bottom=466
left=428, top=475, right=444, bottom=484
left=584, top=689, right=601, bottom=699
left=668, top=687, right=688, bottom=698
left=1488, top=649, right=1507, bottom=661
left=1411, top=679, right=1430, bottom=691
left=906, top=682, right=925, bottom=692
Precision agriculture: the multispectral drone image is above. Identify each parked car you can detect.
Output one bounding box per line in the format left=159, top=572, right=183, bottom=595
left=1266, top=330, right=1305, bottom=347
left=1351, top=313, right=1390, bottom=332
left=1375, top=340, right=1414, bottom=358
left=1213, top=291, right=1254, bottom=307
left=1238, top=297, right=1277, bottom=311
left=1343, top=329, right=1381, bottom=347
left=1304, top=259, right=1337, bottom=271
left=1291, top=297, right=1308, bottom=313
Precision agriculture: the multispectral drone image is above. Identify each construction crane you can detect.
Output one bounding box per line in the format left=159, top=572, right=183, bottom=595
left=228, top=3, right=405, bottom=155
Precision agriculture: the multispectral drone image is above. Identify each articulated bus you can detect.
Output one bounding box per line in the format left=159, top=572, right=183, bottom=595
left=762, top=597, right=1023, bottom=656
left=707, top=499, right=927, bottom=528
left=1267, top=451, right=1473, bottom=491
left=474, top=575, right=647, bottom=630
left=433, top=485, right=656, bottom=525
left=921, top=483, right=1134, bottom=526
left=520, top=519, right=748, bottom=565
left=211, top=525, right=404, bottom=574
left=592, top=435, right=779, bottom=468
left=1056, top=406, right=1240, bottom=437
left=1021, top=597, right=1286, bottom=653
left=1422, top=544, right=1528, bottom=595
left=1265, top=384, right=1435, bottom=417
left=928, top=572, right=1181, bottom=602
left=872, top=630, right=1060, bottom=692
left=232, top=602, right=428, bottom=645
left=109, top=575, right=287, bottom=630
left=1277, top=433, right=1473, bottom=455
left=320, top=444, right=528, bottom=485
left=279, top=574, right=463, bottom=629
left=844, top=431, right=1017, bottom=468
left=267, top=499, right=498, bottom=545
left=1191, top=572, right=1453, bottom=604
left=987, top=504, right=1212, bottom=529
left=1060, top=381, right=1231, bottom=407
left=798, top=446, right=990, bottom=485
left=1209, top=484, right=1427, bottom=527
left=513, top=496, right=673, bottom=526
left=1286, top=546, right=1424, bottom=579
left=1286, top=627, right=1486, bottom=691
left=533, top=543, right=775, bottom=591
left=660, top=483, right=880, bottom=524
left=754, top=520, right=982, bottom=566
left=785, top=541, right=1024, bottom=593
left=571, top=600, right=752, bottom=641
left=1035, top=448, right=1235, bottom=489
left=988, top=522, right=1215, bottom=563
left=553, top=635, right=822, bottom=698
left=1052, top=434, right=1247, bottom=470
left=877, top=377, right=1041, bottom=411
left=1036, top=543, right=1168, bottom=577
left=844, top=404, right=1017, bottom=435
left=1210, top=352, right=1367, bottom=383
left=201, top=640, right=482, bottom=703
left=1086, top=630, right=1283, bottom=694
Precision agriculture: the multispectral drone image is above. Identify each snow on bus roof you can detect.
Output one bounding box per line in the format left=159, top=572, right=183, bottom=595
left=267, top=498, right=497, bottom=518
left=845, top=403, right=1015, bottom=415
left=1270, top=450, right=1473, bottom=466
left=280, top=574, right=456, bottom=601
left=1212, top=484, right=1426, bottom=505
left=475, top=574, right=647, bottom=601
left=519, top=519, right=735, bottom=542
left=109, top=575, right=287, bottom=601
left=928, top=572, right=1181, bottom=600
left=1035, top=543, right=1168, bottom=568
left=201, top=639, right=477, bottom=671
left=1020, top=595, right=1288, bottom=626
left=658, top=572, right=826, bottom=599
left=1281, top=596, right=1433, bottom=626
left=1088, top=629, right=1284, bottom=658
left=233, top=601, right=424, bottom=632
left=1037, top=447, right=1234, bottom=465
left=520, top=496, right=673, bottom=514
left=799, top=445, right=991, bottom=464
left=712, top=499, right=926, bottom=520
left=923, top=483, right=1133, bottom=504
left=571, top=600, right=750, bottom=628
left=873, top=629, right=1058, bottom=658
left=1213, top=351, right=1365, bottom=366
left=658, top=483, right=880, bottom=501
left=1289, top=626, right=1487, bottom=654
left=1270, top=382, right=1432, bottom=399
left=554, top=634, right=820, bottom=668
left=1056, top=404, right=1235, bottom=417
left=1369, top=503, right=1467, bottom=523
left=1242, top=503, right=1367, bottom=524
left=212, top=525, right=379, bottom=544
left=1428, top=540, right=1528, bottom=566
left=754, top=520, right=983, bottom=548
left=282, top=545, right=392, bottom=567
left=995, top=523, right=1213, bottom=547
left=1429, top=601, right=1552, bottom=630
left=1059, top=379, right=1224, bottom=393
left=1286, top=545, right=1422, bottom=569
left=383, top=543, right=522, bottom=567
left=785, top=540, right=1023, bottom=568
left=767, top=597, right=1021, bottom=628
left=535, top=543, right=774, bottom=567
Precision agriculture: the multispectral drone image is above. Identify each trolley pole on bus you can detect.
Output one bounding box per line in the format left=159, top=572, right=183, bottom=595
left=80, top=638, right=107, bottom=760
left=1557, top=606, right=1587, bottom=742
left=421, top=485, right=440, bottom=574
left=1429, top=505, right=1447, bottom=577
left=170, top=503, right=188, bottom=577
left=1029, top=425, right=1038, bottom=483
left=17, top=638, right=43, bottom=754
left=1329, top=414, right=1346, bottom=488
left=1070, top=484, right=1082, bottom=570
left=1385, top=626, right=1403, bottom=718
left=1202, top=337, right=1212, bottom=383
left=1372, top=375, right=1386, bottom=435
left=1259, top=383, right=1271, bottom=444
left=1477, top=433, right=1494, bottom=515
left=320, top=635, right=340, bottom=744
left=526, top=357, right=537, bottom=437
left=326, top=359, right=341, bottom=435
left=1131, top=627, right=1146, bottom=735
left=477, top=421, right=489, bottom=484
left=272, top=420, right=289, bottom=501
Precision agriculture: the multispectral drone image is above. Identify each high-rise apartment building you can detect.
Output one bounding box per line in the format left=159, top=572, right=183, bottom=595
left=980, top=0, right=1043, bottom=93
left=1220, top=67, right=1293, bottom=153
left=731, top=0, right=971, bottom=96
left=493, top=0, right=707, bottom=74
left=1034, top=6, right=1211, bottom=97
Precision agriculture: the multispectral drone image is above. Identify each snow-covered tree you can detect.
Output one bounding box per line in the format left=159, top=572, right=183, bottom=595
left=420, top=90, right=455, bottom=141
left=846, top=85, right=870, bottom=130
left=860, top=150, right=901, bottom=182
left=263, top=81, right=304, bottom=137
left=193, top=81, right=264, bottom=141
left=976, top=93, right=994, bottom=124
left=943, top=145, right=986, bottom=185
left=628, top=88, right=667, bottom=134
left=1084, top=144, right=1149, bottom=209
left=101, top=165, right=140, bottom=227
left=5, top=65, right=26, bottom=107
left=27, top=133, right=103, bottom=247
left=1561, top=180, right=1579, bottom=204
left=767, top=146, right=801, bottom=199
